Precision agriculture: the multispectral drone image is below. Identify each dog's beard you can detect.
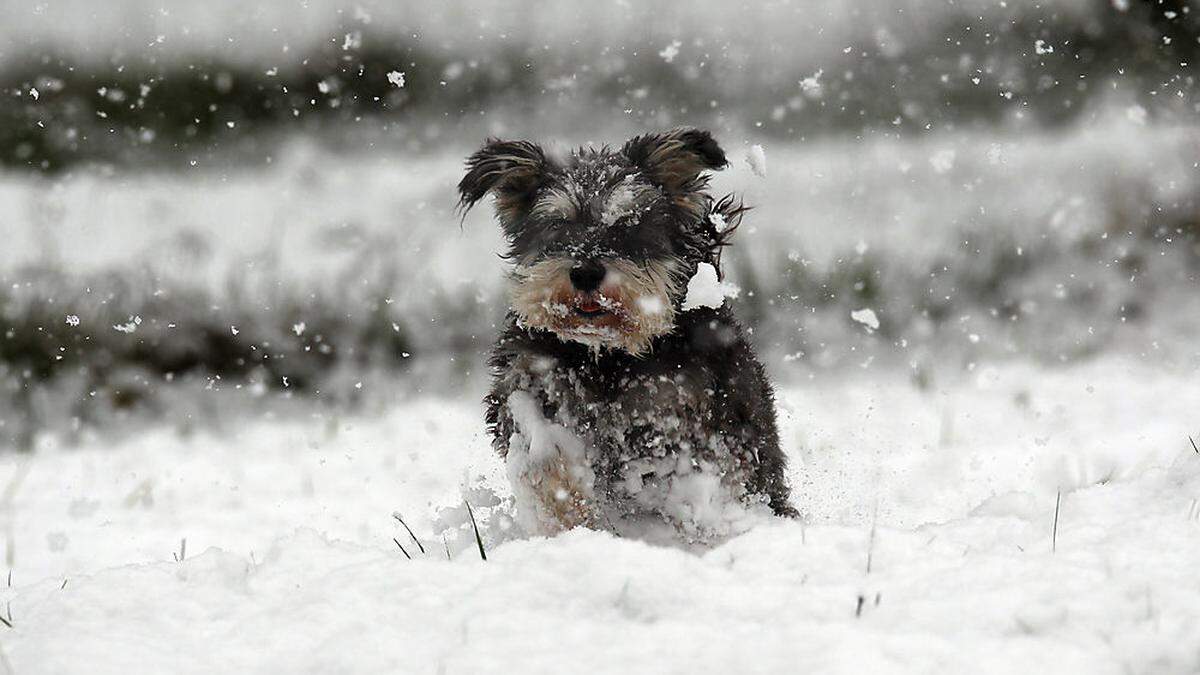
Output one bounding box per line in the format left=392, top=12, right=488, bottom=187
left=509, top=257, right=685, bottom=356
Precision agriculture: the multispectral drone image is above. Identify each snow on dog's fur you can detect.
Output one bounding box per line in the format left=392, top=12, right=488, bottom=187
left=458, top=128, right=795, bottom=542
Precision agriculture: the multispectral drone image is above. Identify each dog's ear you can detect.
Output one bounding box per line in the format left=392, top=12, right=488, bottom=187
left=622, top=127, right=728, bottom=192
left=457, top=139, right=550, bottom=220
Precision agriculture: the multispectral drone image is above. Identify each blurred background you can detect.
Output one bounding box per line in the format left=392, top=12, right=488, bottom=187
left=1, top=0, right=1198, bottom=451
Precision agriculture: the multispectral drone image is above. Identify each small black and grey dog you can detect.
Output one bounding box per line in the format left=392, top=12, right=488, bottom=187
left=458, top=128, right=794, bottom=541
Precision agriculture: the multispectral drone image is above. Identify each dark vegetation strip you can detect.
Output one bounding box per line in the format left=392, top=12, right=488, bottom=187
left=0, top=3, right=1196, bottom=171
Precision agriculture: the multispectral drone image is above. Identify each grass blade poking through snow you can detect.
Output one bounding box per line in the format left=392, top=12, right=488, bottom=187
left=866, top=500, right=879, bottom=575
left=392, top=513, right=426, bottom=555
left=1190, top=435, right=1198, bottom=454
left=1052, top=491, right=1062, bottom=554
left=466, top=501, right=487, bottom=561
left=392, top=538, right=412, bottom=560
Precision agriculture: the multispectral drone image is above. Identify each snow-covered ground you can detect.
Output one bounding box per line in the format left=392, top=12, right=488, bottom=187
left=4, top=357, right=1199, bottom=673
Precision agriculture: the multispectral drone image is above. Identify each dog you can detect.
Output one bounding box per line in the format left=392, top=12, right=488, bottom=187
left=458, top=128, right=795, bottom=542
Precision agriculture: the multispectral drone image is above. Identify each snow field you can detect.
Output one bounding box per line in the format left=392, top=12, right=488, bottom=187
left=2, top=357, right=1198, bottom=673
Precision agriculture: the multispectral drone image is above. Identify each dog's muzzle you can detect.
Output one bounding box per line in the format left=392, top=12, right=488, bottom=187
left=509, top=257, right=684, bottom=355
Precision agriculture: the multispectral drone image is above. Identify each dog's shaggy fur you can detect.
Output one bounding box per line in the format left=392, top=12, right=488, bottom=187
left=458, top=128, right=795, bottom=541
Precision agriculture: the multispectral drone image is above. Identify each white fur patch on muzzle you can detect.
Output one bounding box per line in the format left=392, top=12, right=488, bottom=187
left=509, top=257, right=684, bottom=356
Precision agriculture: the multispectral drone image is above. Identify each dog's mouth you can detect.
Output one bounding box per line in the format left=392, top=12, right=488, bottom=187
left=574, top=298, right=609, bottom=319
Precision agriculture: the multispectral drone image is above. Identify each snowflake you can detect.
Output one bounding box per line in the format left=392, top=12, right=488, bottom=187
left=850, top=308, right=880, bottom=332
left=745, top=144, right=767, bottom=178
left=112, top=316, right=142, bottom=334
left=658, top=40, right=682, bottom=63
left=800, top=69, right=824, bottom=96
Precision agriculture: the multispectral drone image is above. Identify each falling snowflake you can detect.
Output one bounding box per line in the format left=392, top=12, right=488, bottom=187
left=387, top=71, right=406, bottom=88
left=65, top=314, right=79, bottom=327
left=658, top=40, right=682, bottom=63
left=745, top=144, right=767, bottom=178
left=851, top=308, right=880, bottom=331
left=800, top=69, right=824, bottom=96
left=113, top=316, right=142, bottom=334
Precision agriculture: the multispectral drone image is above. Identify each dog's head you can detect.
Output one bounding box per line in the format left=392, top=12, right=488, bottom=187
left=458, top=127, right=744, bottom=355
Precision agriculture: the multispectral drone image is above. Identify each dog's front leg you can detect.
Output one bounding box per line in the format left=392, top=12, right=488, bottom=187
left=503, top=390, right=600, bottom=534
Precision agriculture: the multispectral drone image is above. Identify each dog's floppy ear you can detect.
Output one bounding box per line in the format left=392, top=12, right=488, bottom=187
left=622, top=127, right=728, bottom=192
left=457, top=139, right=550, bottom=220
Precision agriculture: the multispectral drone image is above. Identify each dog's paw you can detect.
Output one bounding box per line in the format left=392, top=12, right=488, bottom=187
left=504, top=390, right=600, bottom=534
left=520, top=449, right=600, bottom=532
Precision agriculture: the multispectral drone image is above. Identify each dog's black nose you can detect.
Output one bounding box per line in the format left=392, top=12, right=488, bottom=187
left=569, top=260, right=607, bottom=292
